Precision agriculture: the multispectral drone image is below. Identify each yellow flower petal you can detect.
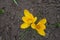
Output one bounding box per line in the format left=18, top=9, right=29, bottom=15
left=24, top=9, right=34, bottom=18
left=22, top=16, right=33, bottom=23
left=22, top=16, right=28, bottom=23
left=31, top=23, right=36, bottom=29
left=37, top=29, right=46, bottom=36
left=20, top=23, right=30, bottom=29
left=37, top=18, right=47, bottom=25
left=33, top=17, right=37, bottom=22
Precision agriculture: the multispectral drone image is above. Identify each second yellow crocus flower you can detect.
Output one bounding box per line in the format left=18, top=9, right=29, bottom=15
left=31, top=18, right=47, bottom=36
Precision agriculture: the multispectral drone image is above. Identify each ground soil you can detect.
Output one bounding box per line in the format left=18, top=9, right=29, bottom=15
left=0, top=0, right=60, bottom=40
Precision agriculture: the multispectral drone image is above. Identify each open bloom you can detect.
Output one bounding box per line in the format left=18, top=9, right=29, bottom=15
left=20, top=9, right=37, bottom=29
left=31, top=18, right=47, bottom=36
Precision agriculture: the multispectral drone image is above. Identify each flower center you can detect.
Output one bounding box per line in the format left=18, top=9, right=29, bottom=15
left=36, top=25, right=40, bottom=29
left=27, top=19, right=33, bottom=22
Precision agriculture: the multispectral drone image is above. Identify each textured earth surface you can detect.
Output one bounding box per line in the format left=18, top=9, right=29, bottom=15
left=0, top=0, right=60, bottom=40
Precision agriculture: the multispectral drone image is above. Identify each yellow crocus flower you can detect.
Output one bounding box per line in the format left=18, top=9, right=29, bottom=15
left=20, top=9, right=37, bottom=29
left=31, top=18, right=47, bottom=36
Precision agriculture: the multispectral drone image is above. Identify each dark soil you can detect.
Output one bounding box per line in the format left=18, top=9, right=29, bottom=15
left=0, top=0, right=60, bottom=40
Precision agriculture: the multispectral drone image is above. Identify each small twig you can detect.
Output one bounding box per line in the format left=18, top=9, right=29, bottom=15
left=13, top=0, right=18, bottom=6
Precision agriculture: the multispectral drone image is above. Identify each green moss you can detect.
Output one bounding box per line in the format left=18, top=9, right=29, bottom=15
left=52, top=22, right=60, bottom=28
left=0, top=9, right=4, bottom=14
left=55, top=23, right=60, bottom=28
